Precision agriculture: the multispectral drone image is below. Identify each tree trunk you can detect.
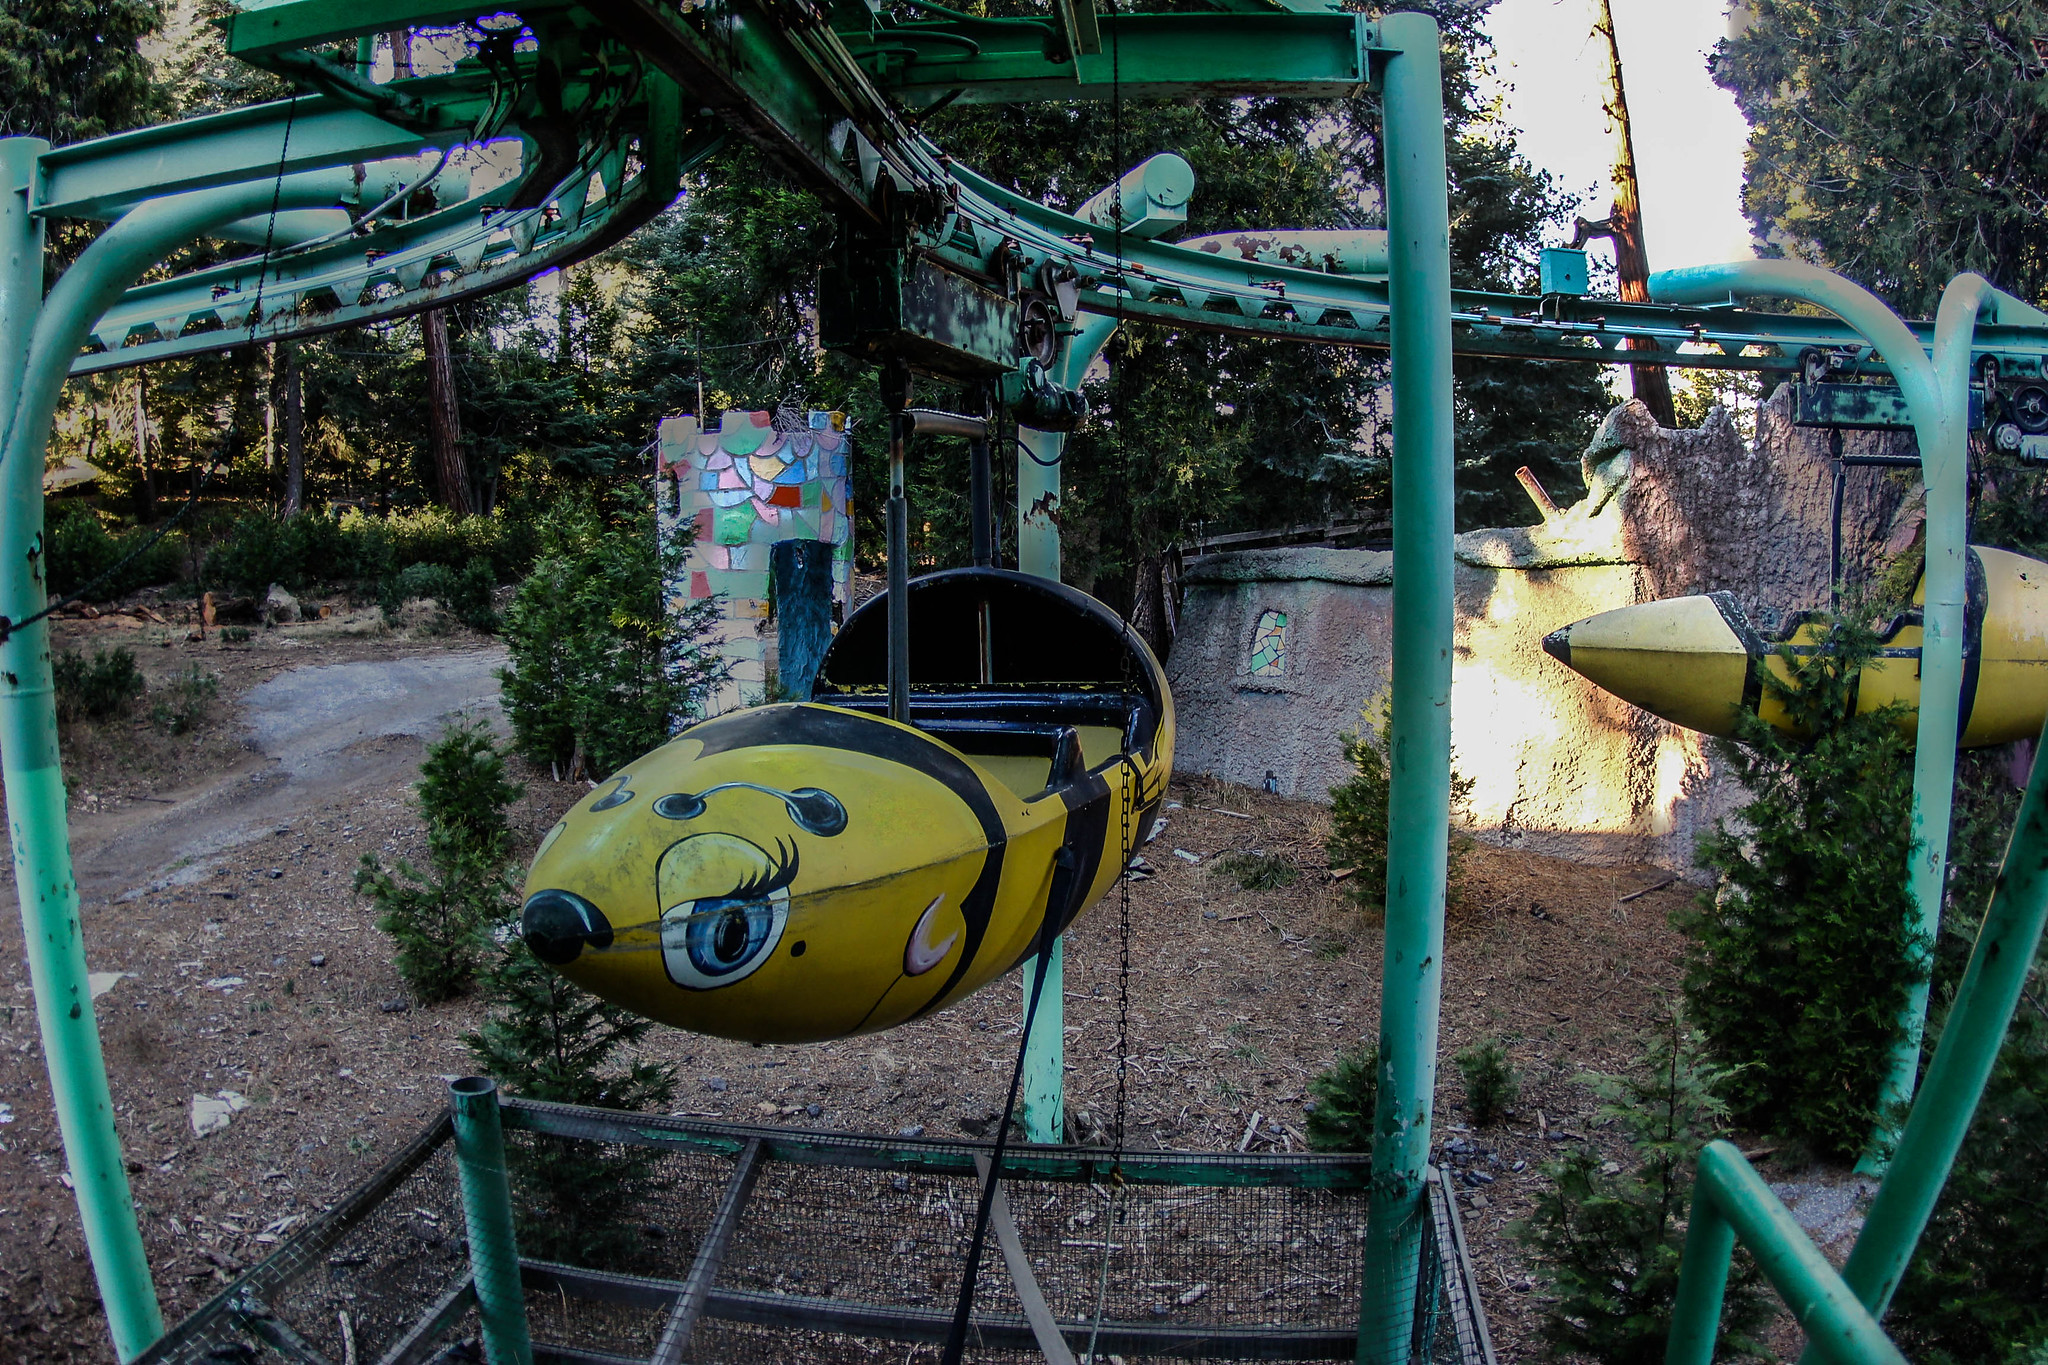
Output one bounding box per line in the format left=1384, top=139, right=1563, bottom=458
left=133, top=372, right=156, bottom=522
left=422, top=308, right=471, bottom=514
left=282, top=345, right=305, bottom=516
left=1129, top=552, right=1170, bottom=662
left=1594, top=0, right=1676, bottom=429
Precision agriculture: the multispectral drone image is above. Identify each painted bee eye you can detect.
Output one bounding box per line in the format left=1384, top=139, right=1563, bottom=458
left=661, top=887, right=790, bottom=990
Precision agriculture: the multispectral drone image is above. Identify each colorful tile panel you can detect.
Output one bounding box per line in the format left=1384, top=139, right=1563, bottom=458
left=656, top=409, right=854, bottom=714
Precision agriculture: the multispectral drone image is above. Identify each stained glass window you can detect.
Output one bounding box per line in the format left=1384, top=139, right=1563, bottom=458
left=1249, top=609, right=1288, bottom=677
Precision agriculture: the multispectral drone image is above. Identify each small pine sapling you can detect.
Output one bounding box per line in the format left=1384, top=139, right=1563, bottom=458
left=466, top=935, right=679, bottom=1264
left=1304, top=1043, right=1379, bottom=1155
left=1455, top=1039, right=1519, bottom=1127
left=359, top=719, right=523, bottom=1003
left=1326, top=697, right=1476, bottom=912
left=1513, top=1013, right=1768, bottom=1365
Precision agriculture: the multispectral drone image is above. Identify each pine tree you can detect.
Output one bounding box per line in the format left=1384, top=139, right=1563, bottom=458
left=357, top=719, right=523, bottom=1003
left=1678, top=605, right=1922, bottom=1160
left=466, top=922, right=679, bottom=1266
left=1715, top=0, right=2048, bottom=319
left=499, top=495, right=727, bottom=779
left=0, top=0, right=165, bottom=145
left=1513, top=1014, right=1769, bottom=1365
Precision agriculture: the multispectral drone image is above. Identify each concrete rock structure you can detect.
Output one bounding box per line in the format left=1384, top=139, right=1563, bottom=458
left=1168, top=387, right=1920, bottom=871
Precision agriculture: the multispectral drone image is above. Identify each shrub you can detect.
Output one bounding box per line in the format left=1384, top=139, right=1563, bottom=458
left=204, top=507, right=540, bottom=597
left=45, top=507, right=184, bottom=599
left=1303, top=1043, right=1378, bottom=1155
left=379, top=556, right=499, bottom=633
left=52, top=647, right=144, bottom=723
left=358, top=720, right=522, bottom=1003
left=1678, top=604, right=1921, bottom=1161
left=1455, top=1039, right=1519, bottom=1127
left=500, top=497, right=725, bottom=780
left=148, top=666, right=218, bottom=735
left=417, top=717, right=523, bottom=866
left=1214, top=849, right=1298, bottom=891
left=1512, top=1014, right=1768, bottom=1365
left=1326, top=698, right=1476, bottom=911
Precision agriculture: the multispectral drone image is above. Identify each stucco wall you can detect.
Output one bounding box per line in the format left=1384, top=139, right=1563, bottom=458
left=1164, top=387, right=1920, bottom=873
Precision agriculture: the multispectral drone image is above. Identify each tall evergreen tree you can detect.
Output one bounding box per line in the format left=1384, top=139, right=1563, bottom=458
left=1716, top=0, right=2048, bottom=318
left=0, top=0, right=165, bottom=145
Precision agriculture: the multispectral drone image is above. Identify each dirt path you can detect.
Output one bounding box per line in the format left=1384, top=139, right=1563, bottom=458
left=65, top=649, right=506, bottom=905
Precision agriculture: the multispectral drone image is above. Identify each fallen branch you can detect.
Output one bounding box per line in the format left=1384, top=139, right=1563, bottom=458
left=1618, top=876, right=1678, bottom=904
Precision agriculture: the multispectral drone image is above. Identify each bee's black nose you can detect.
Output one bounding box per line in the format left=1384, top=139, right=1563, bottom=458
left=522, top=890, right=614, bottom=965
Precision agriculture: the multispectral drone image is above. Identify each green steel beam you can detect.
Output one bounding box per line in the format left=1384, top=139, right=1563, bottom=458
left=0, top=158, right=376, bottom=1364
left=448, top=1079, right=535, bottom=1365
left=1357, top=16, right=1454, bottom=1363
left=1014, top=308, right=1117, bottom=1145
left=581, top=0, right=953, bottom=222
left=0, top=137, right=167, bottom=1364
left=852, top=11, right=1373, bottom=105
left=32, top=99, right=436, bottom=222
left=1668, top=1142, right=1905, bottom=1365
left=1652, top=263, right=2031, bottom=1174
left=220, top=0, right=516, bottom=59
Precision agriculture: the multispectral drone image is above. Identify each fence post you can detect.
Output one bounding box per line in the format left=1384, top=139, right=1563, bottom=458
left=448, top=1078, right=534, bottom=1365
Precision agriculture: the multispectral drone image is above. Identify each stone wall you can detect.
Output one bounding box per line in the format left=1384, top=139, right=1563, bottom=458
left=1165, top=387, right=1920, bottom=873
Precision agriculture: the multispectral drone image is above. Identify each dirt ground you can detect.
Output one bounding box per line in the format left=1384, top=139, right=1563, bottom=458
left=0, top=604, right=1746, bottom=1363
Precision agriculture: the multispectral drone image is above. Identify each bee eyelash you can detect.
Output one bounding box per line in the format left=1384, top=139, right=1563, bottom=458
left=723, top=839, right=800, bottom=902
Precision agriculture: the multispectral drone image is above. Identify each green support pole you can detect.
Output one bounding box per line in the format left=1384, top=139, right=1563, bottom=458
left=1358, top=15, right=1455, bottom=1363
left=448, top=1078, right=535, bottom=1365
left=1650, top=263, right=2048, bottom=1169
left=1014, top=311, right=1117, bottom=1144
left=1668, top=1143, right=1907, bottom=1365
left=0, top=162, right=361, bottom=1363
left=0, top=135, right=168, bottom=1363
left=1755, top=705, right=2048, bottom=1360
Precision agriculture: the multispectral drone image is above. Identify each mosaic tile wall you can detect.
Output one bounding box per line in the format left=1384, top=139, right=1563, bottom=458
left=1249, top=608, right=1289, bottom=677
left=656, top=409, right=854, bottom=713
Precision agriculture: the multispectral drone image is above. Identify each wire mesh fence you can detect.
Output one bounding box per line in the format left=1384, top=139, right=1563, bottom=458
left=132, top=1096, right=1495, bottom=1365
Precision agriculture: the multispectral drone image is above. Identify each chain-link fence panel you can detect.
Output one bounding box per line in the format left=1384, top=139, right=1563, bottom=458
left=132, top=1097, right=1497, bottom=1365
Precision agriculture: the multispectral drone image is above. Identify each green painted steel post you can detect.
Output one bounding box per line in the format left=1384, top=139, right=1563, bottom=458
left=1665, top=1174, right=1737, bottom=1365
left=1359, top=14, right=1456, bottom=1363
left=1672, top=1143, right=1907, bottom=1365
left=1648, top=261, right=1988, bottom=1167
left=1813, top=710, right=2048, bottom=1337
left=448, top=1078, right=535, bottom=1365
left=0, top=136, right=165, bottom=1363
left=0, top=164, right=364, bottom=1364
left=1014, top=310, right=1117, bottom=1143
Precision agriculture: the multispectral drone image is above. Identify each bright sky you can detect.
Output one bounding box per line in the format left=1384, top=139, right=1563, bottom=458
left=1482, top=0, right=1755, bottom=274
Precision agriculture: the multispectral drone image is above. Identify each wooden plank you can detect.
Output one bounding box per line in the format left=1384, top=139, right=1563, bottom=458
left=650, top=1138, right=765, bottom=1365
left=374, top=1276, right=475, bottom=1365
left=975, top=1154, right=1078, bottom=1365
left=498, top=1099, right=1370, bottom=1191
left=1433, top=1166, right=1500, bottom=1365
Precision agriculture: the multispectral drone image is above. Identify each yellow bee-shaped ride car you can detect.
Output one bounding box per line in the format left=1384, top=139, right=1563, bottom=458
left=520, top=568, right=1174, bottom=1043
left=1543, top=544, right=2048, bottom=747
